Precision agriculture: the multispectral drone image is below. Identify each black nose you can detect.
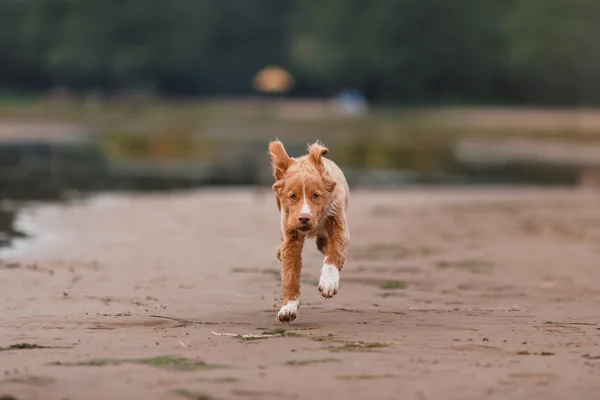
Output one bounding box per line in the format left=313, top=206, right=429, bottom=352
left=298, top=214, right=311, bottom=225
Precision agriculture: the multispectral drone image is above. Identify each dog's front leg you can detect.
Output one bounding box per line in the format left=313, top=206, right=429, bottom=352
left=276, top=233, right=304, bottom=323
left=318, top=214, right=349, bottom=299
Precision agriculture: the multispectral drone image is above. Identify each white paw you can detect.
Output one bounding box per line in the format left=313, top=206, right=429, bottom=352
left=318, top=263, right=339, bottom=298
left=276, top=300, right=299, bottom=323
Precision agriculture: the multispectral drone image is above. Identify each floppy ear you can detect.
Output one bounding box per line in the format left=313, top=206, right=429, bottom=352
left=269, top=140, right=292, bottom=180
left=307, top=141, right=328, bottom=172
left=323, top=174, right=336, bottom=193
left=272, top=179, right=285, bottom=196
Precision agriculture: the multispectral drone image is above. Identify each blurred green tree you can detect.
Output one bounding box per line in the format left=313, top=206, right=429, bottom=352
left=289, top=0, right=510, bottom=103
left=0, top=0, right=598, bottom=105
left=506, top=0, right=600, bottom=105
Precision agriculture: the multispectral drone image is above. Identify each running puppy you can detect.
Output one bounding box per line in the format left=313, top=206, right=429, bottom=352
left=268, top=140, right=350, bottom=323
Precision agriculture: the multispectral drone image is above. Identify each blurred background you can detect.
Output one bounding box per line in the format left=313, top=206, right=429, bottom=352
left=2, top=0, right=600, bottom=244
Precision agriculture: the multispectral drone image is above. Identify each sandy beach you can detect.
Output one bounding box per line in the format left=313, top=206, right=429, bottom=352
left=1, top=186, right=600, bottom=400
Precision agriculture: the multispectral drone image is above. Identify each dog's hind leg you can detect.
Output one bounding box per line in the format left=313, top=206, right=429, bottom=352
left=316, top=235, right=328, bottom=255
left=276, top=234, right=305, bottom=323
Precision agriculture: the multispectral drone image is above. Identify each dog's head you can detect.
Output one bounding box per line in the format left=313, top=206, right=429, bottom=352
left=269, top=140, right=337, bottom=234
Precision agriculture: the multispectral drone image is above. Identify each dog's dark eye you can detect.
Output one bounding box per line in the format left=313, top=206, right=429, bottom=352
left=290, top=193, right=297, bottom=200
left=312, top=193, right=320, bottom=199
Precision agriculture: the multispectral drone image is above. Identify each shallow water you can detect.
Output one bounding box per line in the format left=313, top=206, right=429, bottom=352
left=0, top=132, right=583, bottom=252
left=0, top=205, right=27, bottom=249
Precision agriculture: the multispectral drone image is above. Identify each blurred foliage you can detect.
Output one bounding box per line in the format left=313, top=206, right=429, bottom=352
left=102, top=131, right=224, bottom=161
left=291, top=0, right=510, bottom=102
left=0, top=0, right=599, bottom=105
left=506, top=0, right=600, bottom=104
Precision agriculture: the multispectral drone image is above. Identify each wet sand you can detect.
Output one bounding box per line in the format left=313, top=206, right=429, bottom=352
left=1, top=187, right=600, bottom=400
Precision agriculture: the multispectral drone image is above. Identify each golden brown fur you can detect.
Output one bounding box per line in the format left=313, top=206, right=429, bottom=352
left=268, top=139, right=350, bottom=323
